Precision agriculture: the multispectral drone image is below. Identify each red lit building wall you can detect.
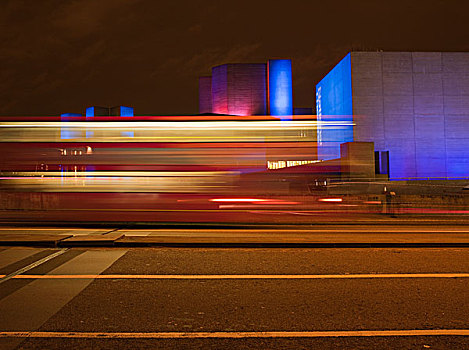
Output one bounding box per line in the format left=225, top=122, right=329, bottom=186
left=211, top=63, right=267, bottom=116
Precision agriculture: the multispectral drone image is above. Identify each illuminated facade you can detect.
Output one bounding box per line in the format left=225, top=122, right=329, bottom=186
left=268, top=59, right=293, bottom=118
left=199, top=59, right=294, bottom=118
left=316, top=52, right=469, bottom=179
left=85, top=106, right=134, bottom=117
left=211, top=63, right=267, bottom=115
left=315, top=53, right=353, bottom=160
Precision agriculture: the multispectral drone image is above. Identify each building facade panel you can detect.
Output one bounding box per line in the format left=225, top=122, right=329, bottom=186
left=351, top=52, right=382, bottom=73
left=384, top=138, right=417, bottom=178
left=228, top=64, right=267, bottom=116
left=445, top=115, right=469, bottom=138
left=443, top=73, right=469, bottom=95
left=352, top=74, right=384, bottom=97
left=383, top=114, right=415, bottom=138
left=382, top=72, right=413, bottom=96
left=382, top=52, right=412, bottom=73
left=442, top=53, right=469, bottom=72
left=383, top=95, right=414, bottom=115
left=446, top=139, right=469, bottom=177
left=414, top=95, right=444, bottom=115
left=446, top=160, right=469, bottom=177
left=444, top=95, right=469, bottom=115
left=352, top=94, right=384, bottom=115
left=211, top=64, right=228, bottom=114
left=412, top=52, right=442, bottom=73
left=446, top=139, right=468, bottom=158
left=351, top=52, right=383, bottom=97
left=413, top=73, right=443, bottom=96
left=414, top=115, right=445, bottom=138
left=415, top=157, right=447, bottom=177
left=415, top=137, right=446, bottom=174
left=354, top=114, right=385, bottom=144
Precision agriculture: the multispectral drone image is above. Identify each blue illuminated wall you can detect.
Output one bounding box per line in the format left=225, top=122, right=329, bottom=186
left=315, top=53, right=353, bottom=160
left=119, top=106, right=134, bottom=117
left=268, top=59, right=293, bottom=119
left=85, top=107, right=94, bottom=117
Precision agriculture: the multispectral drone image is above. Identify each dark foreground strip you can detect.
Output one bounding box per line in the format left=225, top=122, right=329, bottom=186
left=0, top=330, right=468, bottom=339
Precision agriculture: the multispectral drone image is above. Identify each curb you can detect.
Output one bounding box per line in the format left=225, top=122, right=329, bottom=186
left=112, top=242, right=469, bottom=248
left=1, top=240, right=469, bottom=249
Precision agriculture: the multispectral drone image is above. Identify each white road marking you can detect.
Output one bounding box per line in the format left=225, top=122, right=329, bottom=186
left=0, top=329, right=468, bottom=338
left=1, top=273, right=469, bottom=279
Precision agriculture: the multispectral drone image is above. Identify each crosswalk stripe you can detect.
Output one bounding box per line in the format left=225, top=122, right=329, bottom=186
left=0, top=250, right=127, bottom=332
left=0, top=250, right=68, bottom=285
left=0, top=248, right=45, bottom=270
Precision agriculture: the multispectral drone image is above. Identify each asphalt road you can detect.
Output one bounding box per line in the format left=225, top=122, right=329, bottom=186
left=0, top=245, right=468, bottom=349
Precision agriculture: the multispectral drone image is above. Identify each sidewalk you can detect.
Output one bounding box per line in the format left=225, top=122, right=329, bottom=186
left=1, top=225, right=469, bottom=248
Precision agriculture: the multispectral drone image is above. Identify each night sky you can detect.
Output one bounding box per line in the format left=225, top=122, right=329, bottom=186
left=1, top=0, right=468, bottom=116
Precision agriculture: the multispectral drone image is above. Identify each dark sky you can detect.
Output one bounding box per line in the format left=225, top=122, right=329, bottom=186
left=1, top=0, right=468, bottom=116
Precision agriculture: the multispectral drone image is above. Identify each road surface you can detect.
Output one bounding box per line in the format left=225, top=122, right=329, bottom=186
left=0, top=242, right=468, bottom=349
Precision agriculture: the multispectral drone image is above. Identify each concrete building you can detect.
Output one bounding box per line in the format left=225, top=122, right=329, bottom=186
left=316, top=52, right=469, bottom=179
left=211, top=63, right=267, bottom=116
left=199, top=59, right=293, bottom=118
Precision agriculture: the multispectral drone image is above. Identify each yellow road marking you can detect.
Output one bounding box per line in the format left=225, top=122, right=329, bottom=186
left=1, top=273, right=469, bottom=279
left=0, top=329, right=468, bottom=338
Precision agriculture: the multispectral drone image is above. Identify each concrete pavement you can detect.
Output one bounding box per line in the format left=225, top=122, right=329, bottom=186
left=2, top=224, right=469, bottom=248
